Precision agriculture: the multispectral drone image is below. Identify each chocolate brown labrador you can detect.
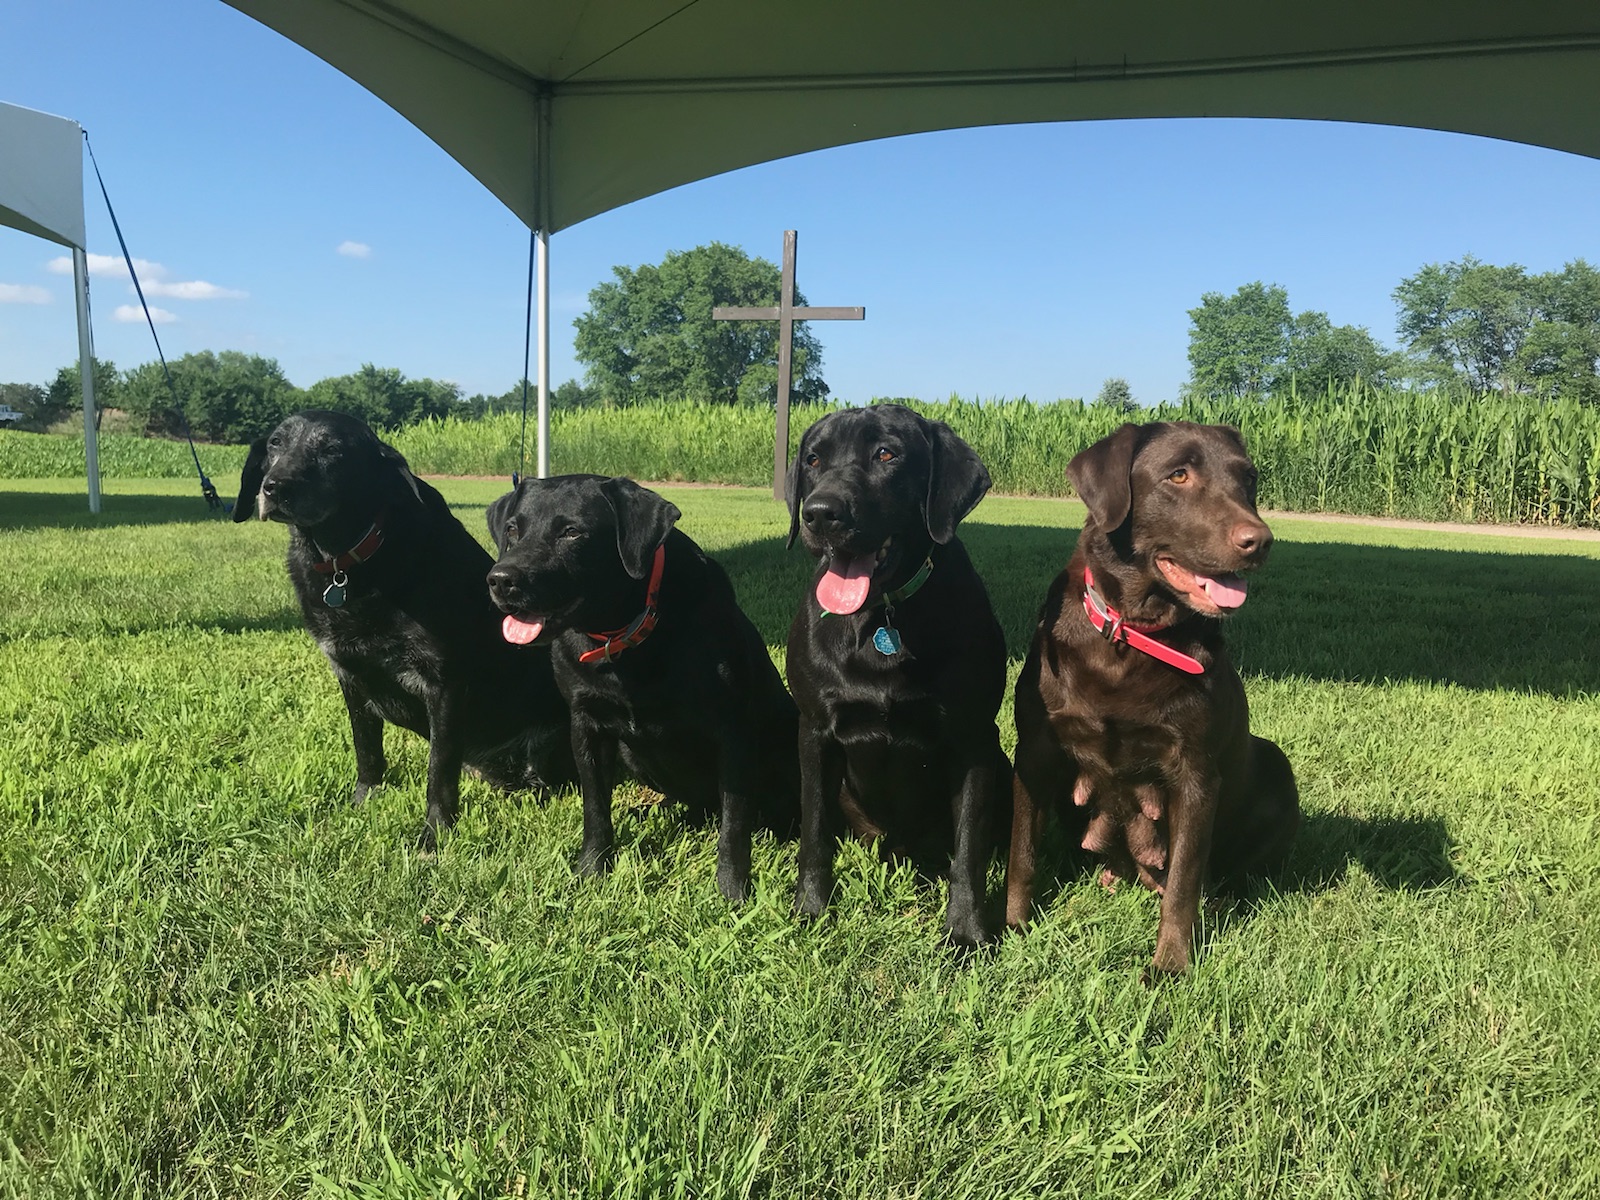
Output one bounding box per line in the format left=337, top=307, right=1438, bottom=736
left=1007, top=421, right=1298, bottom=975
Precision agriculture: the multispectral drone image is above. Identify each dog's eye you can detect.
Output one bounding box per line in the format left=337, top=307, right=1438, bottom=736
left=874, top=447, right=896, bottom=464
left=1167, top=468, right=1190, bottom=484
left=267, top=434, right=282, bottom=448
left=561, top=525, right=581, bottom=540
left=804, top=453, right=820, bottom=468
left=503, top=521, right=520, bottom=543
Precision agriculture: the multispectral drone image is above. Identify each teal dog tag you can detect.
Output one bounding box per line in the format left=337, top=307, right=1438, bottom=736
left=872, top=626, right=902, bottom=655
left=323, top=570, right=349, bottom=608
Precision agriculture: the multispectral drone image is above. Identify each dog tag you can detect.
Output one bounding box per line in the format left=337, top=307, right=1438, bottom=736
left=323, top=570, right=349, bottom=608
left=872, top=625, right=902, bottom=655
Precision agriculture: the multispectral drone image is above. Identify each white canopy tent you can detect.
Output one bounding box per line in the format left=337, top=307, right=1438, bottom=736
left=0, top=101, right=100, bottom=511
left=221, top=1, right=1600, bottom=475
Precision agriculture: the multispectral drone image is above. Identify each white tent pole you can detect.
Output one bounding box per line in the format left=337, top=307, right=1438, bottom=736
left=72, top=246, right=101, bottom=514
left=536, top=227, right=550, bottom=478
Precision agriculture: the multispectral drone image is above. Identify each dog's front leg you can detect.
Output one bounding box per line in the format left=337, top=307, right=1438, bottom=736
left=714, top=740, right=758, bottom=904
left=571, top=711, right=618, bottom=876
left=336, top=674, right=385, bottom=805
left=419, top=680, right=468, bottom=853
left=794, top=719, right=844, bottom=919
left=1151, top=765, right=1220, bottom=976
left=946, top=737, right=1003, bottom=950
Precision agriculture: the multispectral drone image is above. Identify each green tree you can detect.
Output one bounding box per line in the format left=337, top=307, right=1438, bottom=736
left=1515, top=259, right=1600, bottom=403
left=122, top=351, right=305, bottom=442
left=306, top=364, right=461, bottom=430
left=574, top=242, right=829, bottom=406
left=1393, top=256, right=1538, bottom=392
left=462, top=378, right=598, bottom=418
left=1284, top=312, right=1393, bottom=391
left=1094, top=377, right=1136, bottom=412
left=1188, top=282, right=1393, bottom=397
left=43, top=358, right=121, bottom=428
left=1185, top=282, right=1292, bottom=398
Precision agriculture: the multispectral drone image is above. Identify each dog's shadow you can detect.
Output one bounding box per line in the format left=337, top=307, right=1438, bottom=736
left=1022, top=810, right=1456, bottom=933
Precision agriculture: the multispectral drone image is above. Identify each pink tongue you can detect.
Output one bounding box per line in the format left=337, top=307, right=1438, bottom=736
left=815, top=554, right=876, bottom=615
left=1200, top=573, right=1249, bottom=609
left=501, top=613, right=546, bottom=644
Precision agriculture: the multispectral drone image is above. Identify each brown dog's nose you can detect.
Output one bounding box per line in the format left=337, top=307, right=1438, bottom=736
left=1231, top=521, right=1272, bottom=558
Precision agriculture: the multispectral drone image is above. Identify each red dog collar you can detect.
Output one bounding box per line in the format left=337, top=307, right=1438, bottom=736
left=579, top=543, right=666, bottom=664
left=1081, top=565, right=1205, bottom=676
left=309, top=514, right=387, bottom=575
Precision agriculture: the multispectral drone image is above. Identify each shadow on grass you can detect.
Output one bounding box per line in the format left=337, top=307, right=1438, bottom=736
left=1021, top=812, right=1455, bottom=942
left=715, top=523, right=1600, bottom=696
left=0, top=489, right=233, bottom=531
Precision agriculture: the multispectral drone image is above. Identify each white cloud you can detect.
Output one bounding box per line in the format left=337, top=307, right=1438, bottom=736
left=142, top=279, right=248, bottom=300
left=0, top=283, right=51, bottom=304
left=113, top=304, right=177, bottom=325
left=337, top=241, right=372, bottom=259
left=45, top=254, right=245, bottom=300
left=47, top=252, right=168, bottom=281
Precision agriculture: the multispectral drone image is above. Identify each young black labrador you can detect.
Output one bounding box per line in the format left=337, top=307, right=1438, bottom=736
left=485, top=474, right=800, bottom=901
left=234, top=410, right=575, bottom=848
left=1007, top=421, right=1299, bottom=976
left=785, top=405, right=1011, bottom=949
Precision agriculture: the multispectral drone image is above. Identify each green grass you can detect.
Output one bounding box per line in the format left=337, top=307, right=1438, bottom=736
left=2, top=477, right=1599, bottom=1197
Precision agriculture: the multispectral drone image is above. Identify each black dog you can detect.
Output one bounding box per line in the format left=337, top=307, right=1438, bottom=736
left=1007, top=421, right=1299, bottom=975
left=234, top=411, right=575, bottom=847
left=785, top=405, right=1011, bottom=948
left=485, top=474, right=800, bottom=901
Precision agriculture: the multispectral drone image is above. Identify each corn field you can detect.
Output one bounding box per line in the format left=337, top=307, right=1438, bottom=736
left=4, top=386, right=1599, bottom=526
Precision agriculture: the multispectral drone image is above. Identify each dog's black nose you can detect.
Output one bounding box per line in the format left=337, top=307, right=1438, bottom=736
left=487, top=566, right=522, bottom=602
left=803, top=494, right=851, bottom=529
left=261, top=477, right=278, bottom=497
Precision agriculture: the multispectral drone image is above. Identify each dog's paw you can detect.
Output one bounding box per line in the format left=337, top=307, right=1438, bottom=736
left=352, top=781, right=380, bottom=806
left=575, top=844, right=615, bottom=877
left=1145, top=944, right=1191, bottom=982
left=793, top=879, right=830, bottom=920
left=415, top=822, right=439, bottom=857
left=942, top=910, right=995, bottom=957
left=717, top=866, right=751, bottom=905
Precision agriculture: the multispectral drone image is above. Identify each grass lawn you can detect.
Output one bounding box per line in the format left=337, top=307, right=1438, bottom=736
left=2, top=477, right=1598, bottom=1198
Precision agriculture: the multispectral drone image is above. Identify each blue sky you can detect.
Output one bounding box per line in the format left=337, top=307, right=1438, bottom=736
left=3, top=0, right=1599, bottom=406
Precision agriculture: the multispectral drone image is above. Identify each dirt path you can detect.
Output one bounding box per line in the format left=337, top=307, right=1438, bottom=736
left=422, top=475, right=1600, bottom=543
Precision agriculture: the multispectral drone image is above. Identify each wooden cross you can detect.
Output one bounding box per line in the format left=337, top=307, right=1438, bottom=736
left=713, top=230, right=865, bottom=498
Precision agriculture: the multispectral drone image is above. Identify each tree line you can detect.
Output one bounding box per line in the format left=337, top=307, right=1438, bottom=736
left=1185, top=256, right=1600, bottom=403
left=4, top=246, right=1596, bottom=444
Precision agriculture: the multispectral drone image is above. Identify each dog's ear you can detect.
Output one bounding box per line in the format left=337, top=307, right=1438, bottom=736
left=601, top=477, right=680, bottom=580
left=923, top=419, right=991, bottom=544
left=785, top=426, right=810, bottom=550
left=232, top=439, right=268, bottom=523
left=1067, top=423, right=1143, bottom=532
left=377, top=442, right=423, bottom=505
left=485, top=483, right=521, bottom=553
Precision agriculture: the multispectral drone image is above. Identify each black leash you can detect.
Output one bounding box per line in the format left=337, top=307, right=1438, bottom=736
left=83, top=131, right=221, bottom=512
left=513, top=226, right=535, bottom=487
